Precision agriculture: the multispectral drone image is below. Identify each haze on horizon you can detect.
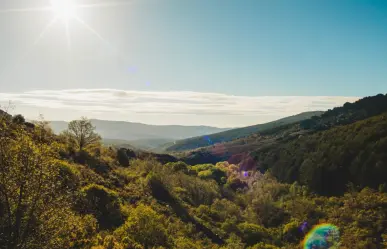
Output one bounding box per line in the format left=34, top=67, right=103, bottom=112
left=0, top=0, right=386, bottom=127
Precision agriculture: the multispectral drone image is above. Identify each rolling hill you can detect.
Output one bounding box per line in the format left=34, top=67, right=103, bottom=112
left=102, top=138, right=174, bottom=151
left=178, top=93, right=387, bottom=196
left=253, top=112, right=387, bottom=195
left=161, top=111, right=323, bottom=152
left=49, top=119, right=231, bottom=149
left=2, top=107, right=386, bottom=248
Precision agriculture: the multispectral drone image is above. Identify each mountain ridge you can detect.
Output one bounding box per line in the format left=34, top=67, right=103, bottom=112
left=49, top=119, right=232, bottom=142
left=161, top=111, right=324, bottom=152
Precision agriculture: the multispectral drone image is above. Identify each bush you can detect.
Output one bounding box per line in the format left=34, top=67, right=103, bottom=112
left=192, top=164, right=227, bottom=185
left=117, top=148, right=130, bottom=167
left=172, top=174, right=220, bottom=206
left=114, top=204, right=169, bottom=248
left=81, top=184, right=123, bottom=229
left=225, top=177, right=248, bottom=191
left=56, top=161, right=81, bottom=191
left=282, top=220, right=303, bottom=243
left=237, top=222, right=270, bottom=246
left=173, top=237, right=202, bottom=249
left=12, top=114, right=25, bottom=124
left=165, top=161, right=189, bottom=172
left=249, top=242, right=280, bottom=249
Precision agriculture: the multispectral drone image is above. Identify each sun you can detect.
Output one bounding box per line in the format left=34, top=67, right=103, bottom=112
left=0, top=0, right=132, bottom=49
left=50, top=0, right=77, bottom=21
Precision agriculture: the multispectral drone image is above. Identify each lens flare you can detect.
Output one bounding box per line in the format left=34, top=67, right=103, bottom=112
left=302, top=223, right=340, bottom=249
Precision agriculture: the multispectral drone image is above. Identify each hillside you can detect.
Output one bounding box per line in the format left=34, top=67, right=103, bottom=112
left=161, top=111, right=323, bottom=152
left=102, top=138, right=174, bottom=151
left=300, top=93, right=387, bottom=130
left=179, top=94, right=387, bottom=196
left=1, top=109, right=386, bottom=249
left=254, top=112, right=387, bottom=195
left=49, top=119, right=231, bottom=148
left=179, top=121, right=306, bottom=166
left=180, top=94, right=387, bottom=165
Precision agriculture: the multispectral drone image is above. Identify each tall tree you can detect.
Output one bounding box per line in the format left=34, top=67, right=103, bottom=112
left=64, top=117, right=101, bottom=151
left=0, top=120, right=79, bottom=249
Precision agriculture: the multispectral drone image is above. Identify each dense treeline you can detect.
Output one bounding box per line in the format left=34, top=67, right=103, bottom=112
left=178, top=94, right=387, bottom=195
left=300, top=93, right=387, bottom=130
left=254, top=113, right=387, bottom=196
left=179, top=93, right=387, bottom=168
left=0, top=112, right=386, bottom=248
left=164, top=111, right=322, bottom=152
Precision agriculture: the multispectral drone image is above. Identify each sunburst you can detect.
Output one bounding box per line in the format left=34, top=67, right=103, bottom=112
left=0, top=0, right=132, bottom=50
left=51, top=0, right=77, bottom=21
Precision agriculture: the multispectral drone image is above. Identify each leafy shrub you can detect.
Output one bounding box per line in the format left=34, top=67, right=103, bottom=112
left=192, top=164, right=227, bottom=184
left=237, top=222, right=270, bottom=246
left=56, top=161, right=81, bottom=190
left=12, top=114, right=25, bottom=124
left=225, top=177, right=248, bottom=191
left=81, top=184, right=123, bottom=229
left=165, top=161, right=189, bottom=172
left=282, top=220, right=303, bottom=243
left=117, top=148, right=130, bottom=167
left=114, top=204, right=169, bottom=248
left=249, top=242, right=280, bottom=249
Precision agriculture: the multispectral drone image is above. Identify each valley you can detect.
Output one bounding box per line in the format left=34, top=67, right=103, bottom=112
left=2, top=94, right=386, bottom=248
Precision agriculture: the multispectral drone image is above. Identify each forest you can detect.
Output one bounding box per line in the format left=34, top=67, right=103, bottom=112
left=0, top=106, right=386, bottom=249
left=255, top=113, right=387, bottom=196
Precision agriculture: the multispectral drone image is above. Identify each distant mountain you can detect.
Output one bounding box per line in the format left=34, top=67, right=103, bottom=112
left=101, top=138, right=139, bottom=151
left=161, top=111, right=323, bottom=152
left=102, top=138, right=174, bottom=151
left=129, top=138, right=175, bottom=150
left=49, top=119, right=231, bottom=144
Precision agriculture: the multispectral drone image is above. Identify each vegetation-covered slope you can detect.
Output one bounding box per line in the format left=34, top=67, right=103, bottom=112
left=179, top=94, right=387, bottom=171
left=254, top=112, right=387, bottom=196
left=162, top=111, right=323, bottom=152
left=102, top=138, right=175, bottom=151
left=1, top=111, right=386, bottom=249
left=299, top=93, right=387, bottom=130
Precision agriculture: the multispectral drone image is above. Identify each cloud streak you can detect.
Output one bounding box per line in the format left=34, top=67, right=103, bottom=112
left=0, top=89, right=360, bottom=118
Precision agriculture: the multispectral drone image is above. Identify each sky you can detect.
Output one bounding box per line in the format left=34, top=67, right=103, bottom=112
left=0, top=0, right=386, bottom=127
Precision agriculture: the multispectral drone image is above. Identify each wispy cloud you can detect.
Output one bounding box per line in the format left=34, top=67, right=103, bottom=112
left=0, top=89, right=360, bottom=118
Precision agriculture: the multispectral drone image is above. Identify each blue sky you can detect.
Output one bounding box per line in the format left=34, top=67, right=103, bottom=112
left=0, top=0, right=386, bottom=126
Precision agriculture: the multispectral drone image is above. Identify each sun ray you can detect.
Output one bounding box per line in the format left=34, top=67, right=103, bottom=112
left=76, top=1, right=134, bottom=9
left=1, top=0, right=133, bottom=50
left=0, top=6, right=52, bottom=14
left=34, top=17, right=59, bottom=45
left=74, top=16, right=109, bottom=45
left=65, top=20, right=71, bottom=51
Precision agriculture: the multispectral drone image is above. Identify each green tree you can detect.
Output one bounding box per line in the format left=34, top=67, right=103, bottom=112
left=0, top=121, right=79, bottom=249
left=11, top=114, right=25, bottom=124
left=114, top=204, right=169, bottom=248
left=221, top=233, right=245, bottom=249
left=64, top=117, right=101, bottom=151
left=81, top=184, right=123, bottom=229
left=237, top=222, right=270, bottom=246
left=249, top=242, right=280, bottom=249
left=116, top=148, right=130, bottom=167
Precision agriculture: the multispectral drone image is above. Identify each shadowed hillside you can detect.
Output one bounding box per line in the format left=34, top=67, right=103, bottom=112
left=178, top=94, right=387, bottom=181
left=161, top=111, right=323, bottom=152
left=102, top=138, right=175, bottom=151
left=254, top=112, right=387, bottom=195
